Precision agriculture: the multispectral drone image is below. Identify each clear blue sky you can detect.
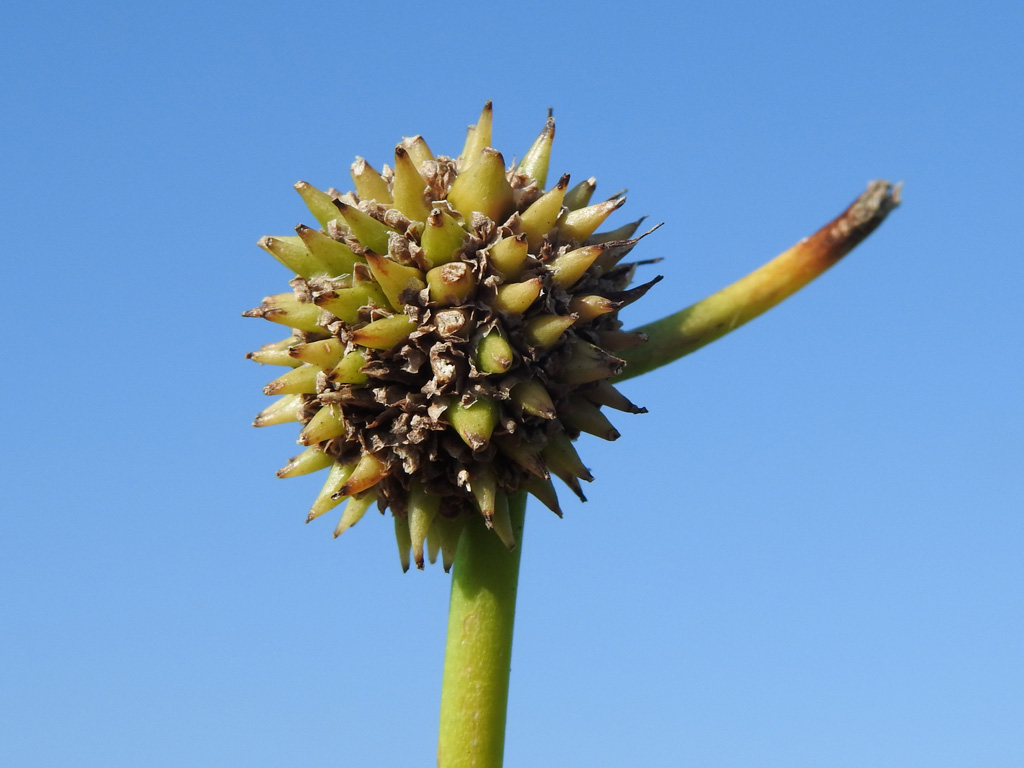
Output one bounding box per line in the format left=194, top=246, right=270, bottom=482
left=2, top=1, right=1021, bottom=766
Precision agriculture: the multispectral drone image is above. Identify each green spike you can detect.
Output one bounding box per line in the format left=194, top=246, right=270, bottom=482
left=487, top=234, right=529, bottom=279
left=517, top=115, right=555, bottom=188
left=489, top=491, right=516, bottom=550
left=494, top=436, right=548, bottom=479
left=435, top=514, right=465, bottom=573
left=247, top=337, right=303, bottom=368
left=336, top=452, right=387, bottom=496
left=563, top=177, right=597, bottom=210
left=288, top=337, right=345, bottom=369
left=448, top=396, right=499, bottom=451
left=294, top=181, right=345, bottom=229
left=426, top=261, right=477, bottom=306
left=308, top=461, right=357, bottom=522
left=469, top=464, right=498, bottom=523
left=421, top=206, right=468, bottom=268
left=334, top=201, right=398, bottom=254
left=333, top=491, right=377, bottom=537
left=523, top=313, right=576, bottom=349
left=520, top=173, right=569, bottom=247
left=263, top=363, right=321, bottom=396
left=400, top=135, right=435, bottom=169
left=298, top=404, right=346, bottom=446
left=493, top=277, right=542, bottom=316
left=408, top=483, right=442, bottom=569
left=591, top=242, right=638, bottom=276
left=296, top=225, right=363, bottom=276
left=253, top=394, right=305, bottom=427
left=583, top=380, right=648, bottom=414
left=313, top=282, right=389, bottom=325
left=329, top=349, right=369, bottom=385
left=558, top=395, right=620, bottom=441
left=548, top=244, right=605, bottom=288
left=542, top=429, right=594, bottom=493
left=242, top=293, right=324, bottom=334
left=568, top=294, right=620, bottom=323
left=276, top=446, right=333, bottom=478
left=474, top=330, right=514, bottom=374
left=559, top=197, right=625, bottom=242
left=561, top=341, right=625, bottom=385
left=350, top=157, right=392, bottom=204
left=426, top=522, right=442, bottom=565
left=471, top=464, right=516, bottom=548
left=394, top=515, right=412, bottom=572
left=606, top=276, right=664, bottom=309
left=460, top=101, right=493, bottom=171
left=521, top=474, right=563, bottom=517
left=364, top=251, right=426, bottom=309
left=586, top=216, right=647, bottom=245
left=392, top=145, right=431, bottom=222
left=447, top=148, right=514, bottom=224
left=350, top=314, right=417, bottom=350
left=548, top=467, right=586, bottom=502
left=510, top=380, right=557, bottom=419
left=257, top=235, right=327, bottom=278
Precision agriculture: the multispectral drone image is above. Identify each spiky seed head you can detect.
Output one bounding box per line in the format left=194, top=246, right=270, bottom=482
left=245, top=104, right=661, bottom=570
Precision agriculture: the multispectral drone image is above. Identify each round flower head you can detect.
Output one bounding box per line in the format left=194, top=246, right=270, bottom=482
left=245, top=103, right=659, bottom=570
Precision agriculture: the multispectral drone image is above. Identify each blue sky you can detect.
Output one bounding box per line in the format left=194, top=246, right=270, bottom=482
left=2, top=1, right=1022, bottom=766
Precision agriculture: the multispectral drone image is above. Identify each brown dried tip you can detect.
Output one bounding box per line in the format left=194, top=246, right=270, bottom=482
left=617, top=180, right=902, bottom=381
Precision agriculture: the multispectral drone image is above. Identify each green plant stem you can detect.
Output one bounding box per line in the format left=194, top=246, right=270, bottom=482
left=617, top=180, right=901, bottom=381
left=437, top=492, right=527, bottom=768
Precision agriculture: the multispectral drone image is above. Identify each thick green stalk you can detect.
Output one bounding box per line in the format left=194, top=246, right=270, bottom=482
left=617, top=180, right=901, bottom=381
left=437, top=493, right=527, bottom=768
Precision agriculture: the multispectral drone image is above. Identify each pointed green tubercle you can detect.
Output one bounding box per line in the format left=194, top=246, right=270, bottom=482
left=258, top=235, right=326, bottom=278
left=350, top=314, right=417, bottom=350
left=409, top=483, right=442, bottom=570
left=329, top=349, right=369, bottom=385
left=277, top=446, right=333, bottom=478
left=309, top=461, right=358, bottom=521
left=447, top=148, right=514, bottom=225
left=474, top=329, right=515, bottom=374
left=333, top=491, right=377, bottom=537
left=422, top=207, right=469, bottom=268
left=517, top=115, right=555, bottom=188
left=298, top=404, right=346, bottom=445
left=427, top=262, right=476, bottom=306
left=263, top=363, right=321, bottom=396
left=563, top=177, right=596, bottom=210
left=394, top=514, right=413, bottom=572
left=252, top=393, right=304, bottom=427
left=296, top=225, right=363, bottom=276
left=493, top=278, right=542, bottom=316
left=334, top=201, right=398, bottom=255
left=449, top=397, right=499, bottom=451
left=510, top=380, right=556, bottom=419
left=392, top=146, right=432, bottom=222
left=365, top=251, right=426, bottom=309
left=351, top=157, right=392, bottom=204
left=523, top=314, right=576, bottom=349
left=520, top=174, right=569, bottom=247
left=288, top=337, right=345, bottom=369
left=248, top=338, right=303, bottom=368
left=487, top=235, right=529, bottom=279
left=294, top=181, right=346, bottom=230
left=460, top=101, right=493, bottom=171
